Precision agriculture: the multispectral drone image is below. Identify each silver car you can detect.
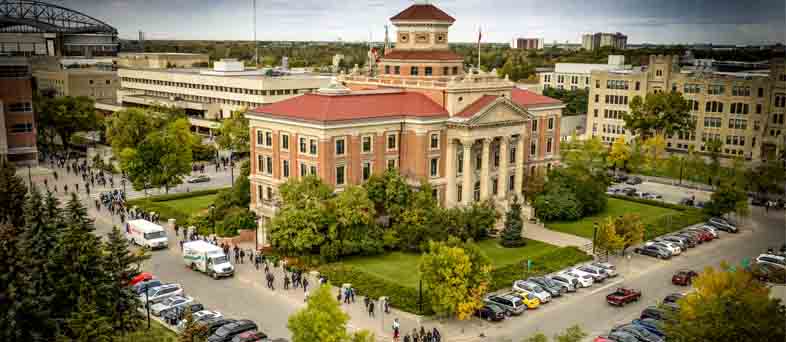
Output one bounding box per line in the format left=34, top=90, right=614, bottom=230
left=590, top=262, right=618, bottom=277
left=547, top=274, right=577, bottom=292
left=513, top=280, right=552, bottom=303
left=573, top=266, right=608, bottom=282
left=150, top=295, right=194, bottom=316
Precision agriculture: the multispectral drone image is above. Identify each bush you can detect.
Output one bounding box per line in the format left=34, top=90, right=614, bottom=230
left=318, top=264, right=434, bottom=315
left=534, top=186, right=582, bottom=221
left=489, top=246, right=592, bottom=291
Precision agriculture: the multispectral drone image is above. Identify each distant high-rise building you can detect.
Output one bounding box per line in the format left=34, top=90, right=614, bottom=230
left=511, top=38, right=544, bottom=50
left=581, top=32, right=627, bottom=51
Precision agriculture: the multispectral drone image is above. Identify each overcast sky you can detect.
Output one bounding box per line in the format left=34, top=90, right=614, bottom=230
left=59, top=0, right=784, bottom=45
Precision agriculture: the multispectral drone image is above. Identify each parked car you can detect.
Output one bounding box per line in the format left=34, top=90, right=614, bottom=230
left=562, top=271, right=594, bottom=288
left=751, top=197, right=768, bottom=206
left=634, top=245, right=671, bottom=259
left=707, top=217, right=738, bottom=233
left=632, top=318, right=666, bottom=338
left=662, top=293, right=685, bottom=305
left=613, top=174, right=629, bottom=183
left=208, top=320, right=258, bottom=342
left=626, top=176, right=643, bottom=185
left=528, top=277, right=565, bottom=297
left=484, top=293, right=527, bottom=315
left=547, top=274, right=577, bottom=292
left=593, top=337, right=615, bottom=342
left=139, top=283, right=183, bottom=305
left=163, top=302, right=204, bottom=325
left=606, top=288, right=642, bottom=306
left=193, top=310, right=223, bottom=323
left=692, top=225, right=719, bottom=239
left=230, top=331, right=268, bottom=342
left=751, top=262, right=786, bottom=284
left=187, top=175, right=211, bottom=183
left=657, top=236, right=688, bottom=251
left=683, top=228, right=713, bottom=242
left=151, top=295, right=194, bottom=316
left=679, top=198, right=695, bottom=206
left=674, top=232, right=701, bottom=246
left=611, top=324, right=664, bottom=342
left=475, top=303, right=506, bottom=321
left=621, top=187, right=637, bottom=196
left=130, top=272, right=154, bottom=286
left=645, top=241, right=680, bottom=256
left=513, top=281, right=552, bottom=303
left=640, top=306, right=668, bottom=321
left=132, top=279, right=163, bottom=295
left=590, top=261, right=617, bottom=277
left=756, top=254, right=786, bottom=269
left=515, top=292, right=541, bottom=309
left=672, top=270, right=698, bottom=286
left=197, top=318, right=237, bottom=336
left=640, top=192, right=662, bottom=200
left=575, top=265, right=609, bottom=282
left=607, top=330, right=640, bottom=342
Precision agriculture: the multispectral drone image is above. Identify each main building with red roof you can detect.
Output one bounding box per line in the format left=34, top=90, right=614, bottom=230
left=247, top=1, right=564, bottom=244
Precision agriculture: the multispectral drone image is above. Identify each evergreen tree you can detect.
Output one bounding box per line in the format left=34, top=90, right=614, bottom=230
left=101, top=226, right=149, bottom=333
left=58, top=296, right=113, bottom=342
left=501, top=196, right=526, bottom=247
left=0, top=160, right=27, bottom=227
left=0, top=223, right=21, bottom=340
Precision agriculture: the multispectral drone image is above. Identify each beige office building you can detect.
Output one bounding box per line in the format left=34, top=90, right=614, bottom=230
left=539, top=55, right=630, bottom=92
left=117, top=53, right=209, bottom=69
left=34, top=69, right=119, bottom=102
left=588, top=55, right=785, bottom=163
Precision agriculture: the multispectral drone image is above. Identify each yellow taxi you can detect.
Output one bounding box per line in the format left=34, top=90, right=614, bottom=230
left=514, top=291, right=541, bottom=309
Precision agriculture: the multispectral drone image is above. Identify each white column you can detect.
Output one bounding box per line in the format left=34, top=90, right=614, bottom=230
left=479, top=138, right=491, bottom=200
left=498, top=136, right=510, bottom=199
left=461, top=139, right=473, bottom=205
left=514, top=136, right=525, bottom=195
left=445, top=139, right=457, bottom=207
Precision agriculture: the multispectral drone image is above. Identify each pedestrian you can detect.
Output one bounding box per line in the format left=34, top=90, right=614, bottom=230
left=239, top=249, right=245, bottom=264
left=420, top=327, right=426, bottom=339
left=368, top=300, right=375, bottom=318
left=364, top=297, right=370, bottom=311
left=384, top=299, right=390, bottom=313
left=350, top=287, right=355, bottom=303
left=75, top=183, right=79, bottom=192
left=179, top=240, right=184, bottom=251
left=412, top=329, right=419, bottom=342
left=54, top=185, right=58, bottom=193
left=392, top=318, right=401, bottom=342
left=248, top=249, right=253, bottom=263
left=53, top=171, right=58, bottom=180
left=284, top=274, right=290, bottom=289
left=302, top=277, right=309, bottom=293
left=432, top=328, right=441, bottom=342
left=174, top=224, right=179, bottom=238
left=403, top=334, right=411, bottom=342
left=304, top=290, right=309, bottom=302
left=344, top=288, right=350, bottom=304
left=264, top=262, right=270, bottom=274
left=270, top=273, right=275, bottom=290
left=64, top=184, right=68, bottom=193
left=254, top=254, right=260, bottom=270
left=337, top=290, right=342, bottom=302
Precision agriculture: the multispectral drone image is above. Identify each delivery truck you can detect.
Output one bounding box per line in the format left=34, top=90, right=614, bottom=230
left=182, top=240, right=234, bottom=279
left=126, top=219, right=168, bottom=250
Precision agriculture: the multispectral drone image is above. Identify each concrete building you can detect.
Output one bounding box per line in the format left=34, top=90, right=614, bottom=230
left=247, top=2, right=564, bottom=244
left=0, top=1, right=117, bottom=57
left=582, top=32, right=627, bottom=51
left=538, top=55, right=631, bottom=92
left=560, top=115, right=587, bottom=142
left=587, top=55, right=786, bottom=163
left=117, top=53, right=209, bottom=69
left=0, top=57, right=37, bottom=165
left=34, top=69, right=119, bottom=102
left=116, top=58, right=331, bottom=134
left=511, top=38, right=544, bottom=50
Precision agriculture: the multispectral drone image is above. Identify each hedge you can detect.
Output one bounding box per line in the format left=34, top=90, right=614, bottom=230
left=489, top=246, right=593, bottom=291
left=317, top=263, right=434, bottom=315
left=319, top=246, right=592, bottom=315
left=608, top=194, right=693, bottom=211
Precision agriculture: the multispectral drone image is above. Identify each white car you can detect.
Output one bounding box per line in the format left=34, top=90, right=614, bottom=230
left=513, top=280, right=552, bottom=303
left=548, top=274, right=577, bottom=292
left=646, top=241, right=681, bottom=256
left=150, top=295, right=194, bottom=316
left=590, top=262, right=618, bottom=277
left=570, top=267, right=606, bottom=283
left=562, top=271, right=594, bottom=288
left=756, top=254, right=786, bottom=269
left=193, top=310, right=222, bottom=322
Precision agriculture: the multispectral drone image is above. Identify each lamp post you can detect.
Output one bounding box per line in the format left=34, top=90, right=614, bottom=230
left=592, top=222, right=599, bottom=255
left=27, top=164, right=32, bottom=187
left=209, top=204, right=216, bottom=235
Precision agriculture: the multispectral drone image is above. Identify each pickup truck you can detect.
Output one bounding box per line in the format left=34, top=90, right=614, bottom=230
left=606, top=288, right=642, bottom=306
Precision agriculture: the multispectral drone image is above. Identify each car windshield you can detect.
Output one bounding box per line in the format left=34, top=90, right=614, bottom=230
left=162, top=297, right=178, bottom=306
left=144, top=231, right=166, bottom=239
left=532, top=285, right=544, bottom=293
left=212, top=256, right=228, bottom=264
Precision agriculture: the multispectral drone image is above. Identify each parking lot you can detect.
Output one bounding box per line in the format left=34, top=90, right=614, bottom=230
left=607, top=179, right=713, bottom=205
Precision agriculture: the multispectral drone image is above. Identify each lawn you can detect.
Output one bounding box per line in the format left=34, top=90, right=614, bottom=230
left=128, top=190, right=223, bottom=223
left=157, top=194, right=218, bottom=214
left=118, top=320, right=177, bottom=342
left=546, top=197, right=680, bottom=239
left=341, top=239, right=562, bottom=288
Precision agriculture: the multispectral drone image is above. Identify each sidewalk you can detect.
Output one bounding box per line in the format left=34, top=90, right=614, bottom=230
left=523, top=221, right=593, bottom=248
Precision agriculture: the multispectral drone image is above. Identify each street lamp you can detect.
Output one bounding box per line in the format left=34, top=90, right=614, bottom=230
left=209, top=204, right=216, bottom=235
left=592, top=222, right=599, bottom=255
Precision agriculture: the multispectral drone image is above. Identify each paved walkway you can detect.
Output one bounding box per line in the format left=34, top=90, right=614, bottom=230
left=523, top=221, right=593, bottom=248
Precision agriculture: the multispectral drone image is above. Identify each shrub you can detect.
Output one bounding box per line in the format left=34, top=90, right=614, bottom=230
left=214, top=209, right=257, bottom=237
left=534, top=186, right=582, bottom=221
left=318, top=264, right=434, bottom=315
left=489, top=246, right=592, bottom=291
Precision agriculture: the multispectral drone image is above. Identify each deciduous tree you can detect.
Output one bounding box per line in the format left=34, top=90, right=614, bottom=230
left=216, top=110, right=250, bottom=155
left=288, top=285, right=374, bottom=342
left=607, top=136, right=631, bottom=174
left=704, top=182, right=748, bottom=217
left=35, top=96, right=99, bottom=150
left=593, top=217, right=624, bottom=258
left=624, top=92, right=693, bottom=139
left=105, top=108, right=165, bottom=155
left=613, top=214, right=644, bottom=255
left=120, top=119, right=194, bottom=193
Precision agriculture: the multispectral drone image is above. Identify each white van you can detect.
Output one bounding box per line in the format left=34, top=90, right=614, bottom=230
left=127, top=219, right=168, bottom=249
left=182, top=240, right=234, bottom=279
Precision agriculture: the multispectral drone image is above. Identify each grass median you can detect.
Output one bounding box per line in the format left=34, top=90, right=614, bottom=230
left=119, top=320, right=178, bottom=342
left=127, top=188, right=226, bottom=223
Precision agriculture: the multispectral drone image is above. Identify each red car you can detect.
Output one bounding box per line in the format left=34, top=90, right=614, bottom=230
left=672, top=270, right=698, bottom=286
left=130, top=272, right=153, bottom=286
left=594, top=337, right=614, bottom=342
left=606, top=288, right=642, bottom=306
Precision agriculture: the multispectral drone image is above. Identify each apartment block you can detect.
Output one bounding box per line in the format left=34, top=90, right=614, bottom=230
left=587, top=55, right=785, bottom=163
left=582, top=32, right=627, bottom=51
left=511, top=38, right=544, bottom=50
left=0, top=58, right=37, bottom=165
left=34, top=69, right=119, bottom=102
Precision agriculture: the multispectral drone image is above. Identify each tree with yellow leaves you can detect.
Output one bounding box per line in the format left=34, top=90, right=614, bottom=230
left=287, top=284, right=375, bottom=342
left=607, top=136, right=631, bottom=175
left=640, top=134, right=666, bottom=171
left=614, top=214, right=644, bottom=256
left=593, top=217, right=625, bottom=259
left=419, top=238, right=492, bottom=320
left=663, top=264, right=786, bottom=342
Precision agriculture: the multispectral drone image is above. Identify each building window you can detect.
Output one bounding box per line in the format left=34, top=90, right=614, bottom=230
left=9, top=122, right=33, bottom=133
left=299, top=137, right=307, bottom=153
left=266, top=187, right=273, bottom=201
left=309, top=139, right=318, bottom=155
left=442, top=66, right=449, bottom=75
left=730, top=103, right=749, bottom=115
left=452, top=66, right=459, bottom=75
left=532, top=119, right=538, bottom=132
left=594, top=94, right=599, bottom=103
left=385, top=65, right=390, bottom=74
left=732, top=86, right=751, bottom=97
left=492, top=178, right=498, bottom=195
left=281, top=133, right=289, bottom=151
left=756, top=104, right=762, bottom=114
left=457, top=185, right=462, bottom=202
left=595, top=80, right=600, bottom=88
left=336, top=165, right=345, bottom=186
left=411, top=66, right=419, bottom=76
left=361, top=135, right=373, bottom=153
left=266, top=156, right=273, bottom=176
left=758, top=88, right=764, bottom=97
left=635, top=81, right=641, bottom=91
left=310, top=165, right=317, bottom=175
left=594, top=109, right=598, bottom=117
left=530, top=142, right=537, bottom=156
left=257, top=185, right=263, bottom=201
left=656, top=69, right=663, bottom=77
left=265, top=131, right=273, bottom=147
left=257, top=155, right=264, bottom=173
left=394, top=66, right=400, bottom=75
left=705, top=101, right=724, bottom=113
left=362, top=161, right=372, bottom=181
left=548, top=118, right=554, bottom=130
left=387, top=133, right=398, bottom=151
left=300, top=162, right=307, bottom=177
left=282, top=160, right=290, bottom=178
left=546, top=138, right=553, bottom=153
left=430, top=158, right=439, bottom=177
left=708, top=85, right=725, bottom=95
left=684, top=84, right=701, bottom=94
left=430, top=133, right=439, bottom=150
left=509, top=145, right=516, bottom=163
left=457, top=152, right=463, bottom=174
left=335, top=137, right=346, bottom=156
left=425, top=67, right=433, bottom=76
left=387, top=158, right=397, bottom=170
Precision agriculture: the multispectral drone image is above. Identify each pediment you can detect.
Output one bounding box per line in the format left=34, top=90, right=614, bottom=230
left=468, top=98, right=531, bottom=126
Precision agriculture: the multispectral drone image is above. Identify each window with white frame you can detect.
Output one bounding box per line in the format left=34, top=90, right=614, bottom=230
left=548, top=118, right=554, bottom=130
left=264, top=131, right=273, bottom=147
left=335, top=137, right=346, bottom=156
left=387, top=158, right=397, bottom=170
left=336, top=165, right=346, bottom=186
left=299, top=137, right=307, bottom=153
left=282, top=160, right=290, bottom=178
left=430, top=158, right=439, bottom=178
left=531, top=141, right=537, bottom=156
left=309, top=139, right=318, bottom=155
left=532, top=119, right=538, bottom=132
left=310, top=165, right=317, bottom=175
left=256, top=130, right=264, bottom=145
left=546, top=137, right=553, bottom=154
left=281, top=133, right=290, bottom=151
left=361, top=135, right=373, bottom=153
left=265, top=156, right=273, bottom=176
left=430, top=133, right=440, bottom=150
left=299, top=162, right=307, bottom=177
left=387, top=133, right=398, bottom=151
left=257, top=185, right=263, bottom=201
left=257, top=155, right=264, bottom=174
left=362, top=161, right=372, bottom=181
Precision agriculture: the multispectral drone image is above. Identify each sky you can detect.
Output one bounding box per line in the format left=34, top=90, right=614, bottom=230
left=57, top=0, right=785, bottom=45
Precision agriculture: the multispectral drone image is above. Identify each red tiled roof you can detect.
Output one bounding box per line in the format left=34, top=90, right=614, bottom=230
left=390, top=4, right=455, bottom=22
left=382, top=49, right=463, bottom=61
left=455, top=95, right=498, bottom=118
left=250, top=92, right=448, bottom=123
left=511, top=88, right=562, bottom=107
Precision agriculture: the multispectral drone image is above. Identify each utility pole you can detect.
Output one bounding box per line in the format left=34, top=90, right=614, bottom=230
left=253, top=0, right=258, bottom=67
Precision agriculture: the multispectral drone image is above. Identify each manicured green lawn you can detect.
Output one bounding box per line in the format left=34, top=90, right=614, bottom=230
left=342, top=239, right=562, bottom=288
left=158, top=194, right=218, bottom=214
left=119, top=320, right=177, bottom=342
left=129, top=193, right=219, bottom=222
left=546, top=198, right=679, bottom=239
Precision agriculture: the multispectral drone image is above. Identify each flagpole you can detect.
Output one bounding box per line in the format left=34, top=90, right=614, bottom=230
left=477, top=26, right=481, bottom=71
